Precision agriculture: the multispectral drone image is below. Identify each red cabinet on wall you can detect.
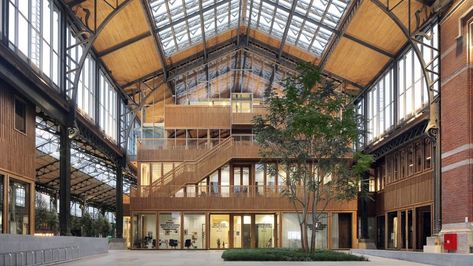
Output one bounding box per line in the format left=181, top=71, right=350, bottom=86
left=444, top=233, right=457, bottom=251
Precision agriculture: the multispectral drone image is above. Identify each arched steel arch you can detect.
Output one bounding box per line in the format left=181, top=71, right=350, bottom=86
left=68, top=0, right=133, bottom=126
left=371, top=0, right=450, bottom=235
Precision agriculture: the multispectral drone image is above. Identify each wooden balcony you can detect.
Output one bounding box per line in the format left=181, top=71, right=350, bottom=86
left=130, top=185, right=358, bottom=212
left=231, top=106, right=267, bottom=125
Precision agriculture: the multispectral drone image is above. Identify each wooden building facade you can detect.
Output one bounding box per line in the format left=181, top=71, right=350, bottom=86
left=0, top=82, right=36, bottom=235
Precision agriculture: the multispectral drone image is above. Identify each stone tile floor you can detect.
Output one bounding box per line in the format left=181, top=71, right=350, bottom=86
left=60, top=250, right=430, bottom=266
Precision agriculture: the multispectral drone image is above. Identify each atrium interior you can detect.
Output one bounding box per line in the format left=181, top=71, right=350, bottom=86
left=0, top=0, right=473, bottom=264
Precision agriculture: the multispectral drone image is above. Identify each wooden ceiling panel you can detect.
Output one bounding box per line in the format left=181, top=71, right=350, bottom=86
left=345, top=0, right=425, bottom=54
left=324, top=37, right=391, bottom=86
left=101, top=36, right=162, bottom=85
left=94, top=0, right=150, bottom=52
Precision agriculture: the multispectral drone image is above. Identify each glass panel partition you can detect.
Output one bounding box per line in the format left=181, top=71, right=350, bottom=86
left=159, top=212, right=182, bottom=249
left=183, top=214, right=206, bottom=249
left=132, top=213, right=157, bottom=249
left=210, top=215, right=230, bottom=249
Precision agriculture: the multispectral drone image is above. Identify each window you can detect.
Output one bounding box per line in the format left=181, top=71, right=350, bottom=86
left=14, top=98, right=26, bottom=133
left=8, top=0, right=61, bottom=87
left=9, top=179, right=30, bottom=234
left=415, top=142, right=423, bottom=173
left=400, top=150, right=406, bottom=179
left=159, top=213, right=181, bottom=249
left=407, top=145, right=414, bottom=176
left=386, top=155, right=393, bottom=184
left=99, top=71, right=118, bottom=141
left=366, top=68, right=394, bottom=143
left=424, top=138, right=432, bottom=169
left=66, top=27, right=96, bottom=120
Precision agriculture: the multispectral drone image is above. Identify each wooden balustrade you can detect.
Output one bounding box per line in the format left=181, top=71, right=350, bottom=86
left=130, top=186, right=358, bottom=211
left=164, top=105, right=231, bottom=129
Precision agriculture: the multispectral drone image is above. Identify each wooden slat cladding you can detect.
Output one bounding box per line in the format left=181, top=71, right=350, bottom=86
left=164, top=105, right=231, bottom=129
left=131, top=196, right=357, bottom=212
left=231, top=106, right=267, bottom=125
left=0, top=85, right=36, bottom=180
left=376, top=171, right=433, bottom=213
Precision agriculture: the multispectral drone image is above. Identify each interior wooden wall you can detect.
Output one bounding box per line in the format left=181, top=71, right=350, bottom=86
left=164, top=105, right=232, bottom=129
left=0, top=83, right=36, bottom=180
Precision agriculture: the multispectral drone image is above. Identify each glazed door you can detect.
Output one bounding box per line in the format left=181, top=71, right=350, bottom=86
left=233, top=166, right=250, bottom=195
left=232, top=215, right=252, bottom=248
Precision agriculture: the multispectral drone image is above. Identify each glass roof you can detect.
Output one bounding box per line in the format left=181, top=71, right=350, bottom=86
left=149, top=0, right=350, bottom=57
left=150, top=0, right=240, bottom=56
left=171, top=48, right=297, bottom=102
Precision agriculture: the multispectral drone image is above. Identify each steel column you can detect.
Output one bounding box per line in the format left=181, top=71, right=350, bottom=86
left=59, top=124, right=72, bottom=236
left=115, top=159, right=124, bottom=238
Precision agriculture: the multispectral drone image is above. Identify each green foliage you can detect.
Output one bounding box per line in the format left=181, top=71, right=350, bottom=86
left=253, top=62, right=373, bottom=252
left=221, top=249, right=367, bottom=261
left=35, top=197, right=58, bottom=234
left=95, top=213, right=111, bottom=237
left=81, top=212, right=95, bottom=237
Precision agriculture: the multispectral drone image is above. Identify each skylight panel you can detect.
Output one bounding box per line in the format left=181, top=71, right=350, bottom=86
left=246, top=0, right=350, bottom=57
left=151, top=0, right=240, bottom=56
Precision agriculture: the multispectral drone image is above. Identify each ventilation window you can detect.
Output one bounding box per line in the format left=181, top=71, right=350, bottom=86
left=14, top=98, right=26, bottom=134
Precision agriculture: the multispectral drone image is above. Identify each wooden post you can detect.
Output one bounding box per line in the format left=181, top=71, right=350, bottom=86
left=180, top=212, right=184, bottom=249
left=384, top=212, right=388, bottom=249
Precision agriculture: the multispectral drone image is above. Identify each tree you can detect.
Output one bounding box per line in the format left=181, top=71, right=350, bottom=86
left=253, top=62, right=372, bottom=252
left=95, top=213, right=111, bottom=237
left=35, top=196, right=58, bottom=234
left=81, top=212, right=95, bottom=237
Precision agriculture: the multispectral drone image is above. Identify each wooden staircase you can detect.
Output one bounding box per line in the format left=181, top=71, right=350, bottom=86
left=149, top=137, right=235, bottom=196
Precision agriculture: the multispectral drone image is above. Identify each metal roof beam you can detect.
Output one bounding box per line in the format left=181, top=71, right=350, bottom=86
left=141, top=0, right=174, bottom=95
left=97, top=32, right=152, bottom=58
left=155, top=0, right=232, bottom=32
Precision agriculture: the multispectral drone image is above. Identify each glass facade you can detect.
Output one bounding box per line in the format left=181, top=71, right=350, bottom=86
left=159, top=213, right=182, bottom=249
left=209, top=214, right=230, bottom=249
left=255, top=214, right=275, bottom=248
left=183, top=214, right=206, bottom=249
left=281, top=213, right=328, bottom=249
left=8, top=0, right=60, bottom=87
left=359, top=24, right=439, bottom=145
left=132, top=214, right=157, bottom=249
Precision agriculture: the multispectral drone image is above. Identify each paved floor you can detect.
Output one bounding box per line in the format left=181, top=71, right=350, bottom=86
left=61, top=250, right=430, bottom=266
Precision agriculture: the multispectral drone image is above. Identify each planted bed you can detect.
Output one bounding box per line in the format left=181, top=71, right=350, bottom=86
left=221, top=248, right=368, bottom=261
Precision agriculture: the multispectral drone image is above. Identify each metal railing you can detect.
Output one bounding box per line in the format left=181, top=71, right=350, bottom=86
left=0, top=246, right=80, bottom=266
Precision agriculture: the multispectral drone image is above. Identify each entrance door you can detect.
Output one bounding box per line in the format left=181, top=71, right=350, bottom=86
left=233, top=215, right=252, bottom=248
left=377, top=216, right=385, bottom=249
left=416, top=206, right=431, bottom=250
left=338, top=213, right=352, bottom=248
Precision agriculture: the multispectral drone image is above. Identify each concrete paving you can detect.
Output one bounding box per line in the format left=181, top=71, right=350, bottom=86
left=60, top=250, right=430, bottom=266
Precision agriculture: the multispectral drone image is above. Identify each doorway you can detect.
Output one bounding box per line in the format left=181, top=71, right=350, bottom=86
left=233, top=215, right=252, bottom=248
left=377, top=216, right=385, bottom=249
left=338, top=213, right=352, bottom=248
left=416, top=206, right=431, bottom=250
